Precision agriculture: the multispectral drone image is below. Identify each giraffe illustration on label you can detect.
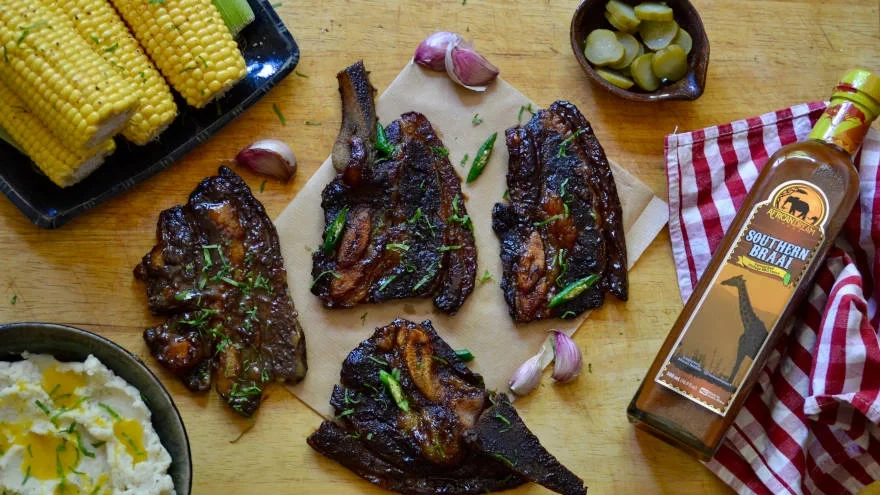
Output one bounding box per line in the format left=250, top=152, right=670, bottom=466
left=656, top=180, right=828, bottom=416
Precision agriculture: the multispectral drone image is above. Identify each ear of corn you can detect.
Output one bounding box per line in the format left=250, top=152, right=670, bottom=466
left=110, top=0, right=248, bottom=109
left=0, top=0, right=140, bottom=150
left=0, top=81, right=115, bottom=188
left=45, top=0, right=179, bottom=145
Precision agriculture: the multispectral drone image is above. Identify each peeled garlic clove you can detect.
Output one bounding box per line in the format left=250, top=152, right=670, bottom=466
left=550, top=330, right=583, bottom=383
left=414, top=31, right=462, bottom=72
left=444, top=38, right=499, bottom=91
left=509, top=335, right=555, bottom=396
left=235, top=139, right=297, bottom=181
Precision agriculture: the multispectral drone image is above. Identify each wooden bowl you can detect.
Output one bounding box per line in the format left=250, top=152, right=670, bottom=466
left=570, top=0, right=710, bottom=101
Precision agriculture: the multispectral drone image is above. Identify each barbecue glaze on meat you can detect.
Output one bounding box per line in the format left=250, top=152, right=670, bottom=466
left=312, top=62, right=477, bottom=314
left=134, top=166, right=307, bottom=417
left=307, top=318, right=586, bottom=495
left=492, top=101, right=627, bottom=322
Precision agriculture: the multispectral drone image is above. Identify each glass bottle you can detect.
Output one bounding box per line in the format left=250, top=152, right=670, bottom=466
left=628, top=69, right=880, bottom=460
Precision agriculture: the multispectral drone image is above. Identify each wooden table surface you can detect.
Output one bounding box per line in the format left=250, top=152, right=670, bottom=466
left=2, top=1, right=879, bottom=493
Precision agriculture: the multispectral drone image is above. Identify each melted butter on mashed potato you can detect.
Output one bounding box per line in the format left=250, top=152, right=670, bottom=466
left=0, top=354, right=175, bottom=495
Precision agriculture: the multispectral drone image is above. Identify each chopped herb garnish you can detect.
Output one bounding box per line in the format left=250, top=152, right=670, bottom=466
left=517, top=103, right=534, bottom=123
left=557, top=128, right=586, bottom=158
left=47, top=384, right=61, bottom=398
left=379, top=369, right=409, bottom=411
left=554, top=248, right=568, bottom=286
left=479, top=270, right=493, bottom=283
left=386, top=243, right=410, bottom=253
left=560, top=310, right=577, bottom=319
left=310, top=270, right=341, bottom=289
left=272, top=103, right=286, bottom=125
left=376, top=122, right=394, bottom=160
left=343, top=389, right=361, bottom=406
left=9, top=295, right=16, bottom=305
left=503, top=189, right=510, bottom=200
left=533, top=214, right=564, bottom=227
left=74, top=429, right=95, bottom=458
left=121, top=432, right=145, bottom=457
left=412, top=262, right=439, bottom=292
left=559, top=178, right=571, bottom=198
left=588, top=362, right=593, bottom=374
left=495, top=413, right=511, bottom=425
left=449, top=194, right=473, bottom=231
left=368, top=355, right=388, bottom=366
left=406, top=207, right=423, bottom=225
left=377, top=274, right=397, bottom=291
left=97, top=402, right=121, bottom=421
left=174, top=290, right=193, bottom=301
left=437, top=245, right=463, bottom=252
left=34, top=400, right=50, bottom=416
left=260, top=180, right=267, bottom=193
left=335, top=408, right=355, bottom=419
left=179, top=64, right=197, bottom=73
left=429, top=355, right=448, bottom=365
left=104, top=42, right=119, bottom=53
left=22, top=464, right=31, bottom=485
left=366, top=432, right=374, bottom=440
left=491, top=452, right=515, bottom=467
left=17, top=22, right=51, bottom=45
left=89, top=35, right=100, bottom=44
left=360, top=312, right=368, bottom=326
left=220, top=276, right=243, bottom=288
left=305, top=121, right=322, bottom=126
left=454, top=349, right=475, bottom=362
left=294, top=69, right=307, bottom=78
left=431, top=146, right=449, bottom=157
left=271, top=1, right=283, bottom=7
left=472, top=113, right=483, bottom=125
left=90, top=440, right=107, bottom=449
left=252, top=274, right=271, bottom=291
left=148, top=0, right=166, bottom=3
left=459, top=153, right=469, bottom=167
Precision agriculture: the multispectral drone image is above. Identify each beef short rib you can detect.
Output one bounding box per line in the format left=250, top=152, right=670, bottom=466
left=307, top=318, right=586, bottom=495
left=493, top=101, right=627, bottom=322
left=311, top=62, right=477, bottom=314
left=134, top=166, right=307, bottom=416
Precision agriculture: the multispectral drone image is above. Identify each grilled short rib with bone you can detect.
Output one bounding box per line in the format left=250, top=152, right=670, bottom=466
left=492, top=101, right=627, bottom=322
left=135, top=166, right=307, bottom=417
left=311, top=61, right=477, bottom=315
left=307, top=318, right=587, bottom=495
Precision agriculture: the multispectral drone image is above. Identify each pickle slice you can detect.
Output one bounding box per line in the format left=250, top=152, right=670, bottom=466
left=672, top=27, right=693, bottom=54
left=634, top=2, right=674, bottom=21
left=651, top=44, right=688, bottom=81
left=596, top=68, right=635, bottom=89
left=639, top=19, right=679, bottom=51
left=630, top=53, right=660, bottom=91
left=604, top=9, right=639, bottom=34
left=606, top=0, right=640, bottom=25
left=609, top=32, right=641, bottom=70
left=584, top=29, right=625, bottom=66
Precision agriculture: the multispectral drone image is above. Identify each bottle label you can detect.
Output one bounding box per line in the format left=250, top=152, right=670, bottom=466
left=808, top=97, right=872, bottom=156
left=655, top=180, right=828, bottom=416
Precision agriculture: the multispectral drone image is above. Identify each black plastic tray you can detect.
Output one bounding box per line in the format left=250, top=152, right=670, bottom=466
left=0, top=0, right=298, bottom=228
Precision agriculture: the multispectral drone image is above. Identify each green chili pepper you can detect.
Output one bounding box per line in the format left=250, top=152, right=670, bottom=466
left=454, top=349, right=475, bottom=362
left=376, top=122, right=393, bottom=158
left=466, top=132, right=498, bottom=183
left=322, top=206, right=349, bottom=254
left=548, top=274, right=600, bottom=308
left=379, top=369, right=409, bottom=411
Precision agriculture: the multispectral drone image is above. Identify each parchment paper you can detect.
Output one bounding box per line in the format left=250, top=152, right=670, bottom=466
left=275, top=62, right=669, bottom=417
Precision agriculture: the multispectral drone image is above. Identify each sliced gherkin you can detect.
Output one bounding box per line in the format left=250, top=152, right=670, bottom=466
left=672, top=28, right=693, bottom=54
left=639, top=19, right=679, bottom=51
left=604, top=6, right=640, bottom=33
left=651, top=44, right=688, bottom=82
left=596, top=68, right=635, bottom=89
left=634, top=2, right=674, bottom=21
left=584, top=29, right=625, bottom=67
left=630, top=53, right=660, bottom=91
left=609, top=32, right=642, bottom=70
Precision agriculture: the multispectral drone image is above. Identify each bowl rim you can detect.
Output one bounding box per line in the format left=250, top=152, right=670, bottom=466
left=569, top=0, right=709, bottom=102
left=0, top=321, right=193, bottom=495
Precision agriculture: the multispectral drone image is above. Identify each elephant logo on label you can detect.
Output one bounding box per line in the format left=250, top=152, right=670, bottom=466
left=772, top=182, right=827, bottom=227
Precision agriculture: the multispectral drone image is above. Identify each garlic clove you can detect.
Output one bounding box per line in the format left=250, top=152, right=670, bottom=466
left=509, top=335, right=555, bottom=396
left=414, top=31, right=462, bottom=72
left=444, top=38, right=499, bottom=92
left=550, top=330, right=583, bottom=383
left=235, top=139, right=297, bottom=182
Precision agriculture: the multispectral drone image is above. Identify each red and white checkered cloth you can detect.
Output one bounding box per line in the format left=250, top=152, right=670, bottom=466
left=666, top=102, right=880, bottom=494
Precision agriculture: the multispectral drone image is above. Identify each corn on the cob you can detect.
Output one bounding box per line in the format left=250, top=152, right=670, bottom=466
left=45, top=0, right=178, bottom=146
left=0, top=81, right=115, bottom=188
left=110, top=0, right=248, bottom=109
left=0, top=1, right=139, bottom=151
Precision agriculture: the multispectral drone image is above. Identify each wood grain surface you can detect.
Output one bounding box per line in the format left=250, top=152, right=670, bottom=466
left=1, top=1, right=879, bottom=493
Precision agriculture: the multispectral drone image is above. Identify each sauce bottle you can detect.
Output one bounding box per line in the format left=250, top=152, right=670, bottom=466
left=627, top=69, right=880, bottom=460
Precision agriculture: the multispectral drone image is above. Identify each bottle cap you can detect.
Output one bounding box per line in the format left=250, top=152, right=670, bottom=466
left=836, top=69, right=880, bottom=118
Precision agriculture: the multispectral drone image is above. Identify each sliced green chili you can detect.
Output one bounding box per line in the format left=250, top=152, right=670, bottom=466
left=454, top=349, right=475, bottom=362
left=322, top=206, right=349, bottom=254
left=548, top=274, right=600, bottom=308
left=466, top=132, right=498, bottom=183
left=379, top=369, right=409, bottom=411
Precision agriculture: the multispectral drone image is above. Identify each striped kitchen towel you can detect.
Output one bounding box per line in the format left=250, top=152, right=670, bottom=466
left=666, top=102, right=880, bottom=494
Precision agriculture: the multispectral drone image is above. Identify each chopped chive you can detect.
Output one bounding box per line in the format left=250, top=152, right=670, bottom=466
left=121, top=432, right=145, bottom=457
left=34, top=400, right=50, bottom=416
left=271, top=1, right=283, bottom=7
left=495, top=413, right=511, bottom=425
left=503, top=189, right=510, bottom=200
left=533, top=214, right=564, bottom=227
left=413, top=262, right=439, bottom=292
left=386, top=243, right=410, bottom=253
left=272, top=103, right=286, bottom=125
left=17, top=22, right=51, bottom=45
left=294, top=69, right=308, bottom=78
left=9, top=295, right=17, bottom=305
left=491, top=452, right=515, bottom=467
left=377, top=274, right=397, bottom=291
left=22, top=464, right=31, bottom=485
left=310, top=270, right=340, bottom=289
left=557, top=128, right=586, bottom=158
left=561, top=310, right=577, bottom=319
left=429, top=355, right=448, bottom=365
left=436, top=245, right=462, bottom=252
left=148, top=0, right=166, bottom=3
left=104, top=42, right=119, bottom=53
left=431, top=146, right=449, bottom=157
left=368, top=355, right=388, bottom=366
left=89, top=35, right=100, bottom=44
left=559, top=178, right=571, bottom=198
left=360, top=312, right=368, bottom=326
left=479, top=270, right=493, bottom=283
left=179, top=64, right=197, bottom=73
left=517, top=103, right=534, bottom=123
left=335, top=408, right=355, bottom=419
left=459, top=153, right=469, bottom=167
left=472, top=113, right=483, bottom=125
left=97, top=402, right=121, bottom=421
left=260, top=180, right=267, bottom=193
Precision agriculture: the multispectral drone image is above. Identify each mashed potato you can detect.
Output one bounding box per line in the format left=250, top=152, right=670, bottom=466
left=0, top=354, right=175, bottom=495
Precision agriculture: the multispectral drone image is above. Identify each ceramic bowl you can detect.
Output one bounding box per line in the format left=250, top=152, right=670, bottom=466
left=570, top=0, right=710, bottom=101
left=0, top=322, right=192, bottom=495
